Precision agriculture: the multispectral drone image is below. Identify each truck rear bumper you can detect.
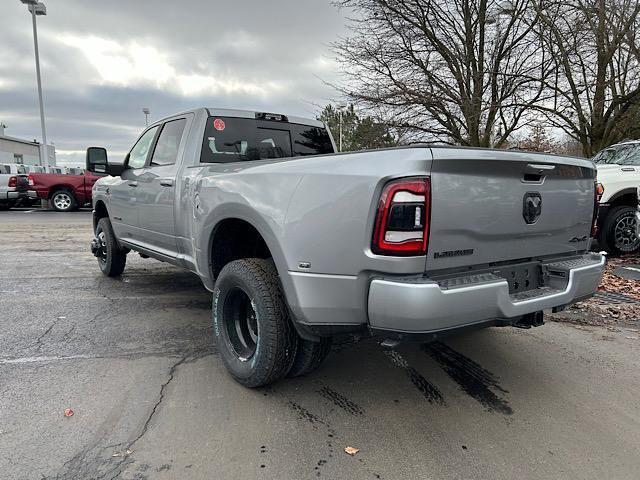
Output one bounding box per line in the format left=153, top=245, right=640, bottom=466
left=6, top=190, right=36, bottom=200
left=367, top=253, right=605, bottom=334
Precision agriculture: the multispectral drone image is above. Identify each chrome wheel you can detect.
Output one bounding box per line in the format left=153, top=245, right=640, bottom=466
left=614, top=213, right=639, bottom=253
left=96, top=231, right=107, bottom=265
left=223, top=288, right=258, bottom=361
left=53, top=192, right=72, bottom=211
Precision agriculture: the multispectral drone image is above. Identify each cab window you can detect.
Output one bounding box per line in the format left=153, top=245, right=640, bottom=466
left=594, top=144, right=640, bottom=165
left=200, top=117, right=332, bottom=163
left=150, top=119, right=187, bottom=166
left=128, top=126, right=159, bottom=169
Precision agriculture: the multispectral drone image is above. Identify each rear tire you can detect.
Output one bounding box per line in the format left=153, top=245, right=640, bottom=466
left=600, top=206, right=639, bottom=255
left=95, top=218, right=127, bottom=277
left=212, top=259, right=297, bottom=387
left=287, top=337, right=332, bottom=378
left=51, top=189, right=77, bottom=212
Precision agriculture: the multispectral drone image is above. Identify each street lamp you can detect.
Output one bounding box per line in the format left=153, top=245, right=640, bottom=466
left=20, top=0, right=49, bottom=172
left=142, top=108, right=150, bottom=127
left=336, top=104, right=347, bottom=152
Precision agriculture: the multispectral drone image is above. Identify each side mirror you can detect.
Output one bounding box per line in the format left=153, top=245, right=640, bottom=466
left=86, top=147, right=125, bottom=176
left=86, top=147, right=108, bottom=174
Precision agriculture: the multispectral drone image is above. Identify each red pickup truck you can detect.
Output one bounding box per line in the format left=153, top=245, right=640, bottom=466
left=28, top=171, right=102, bottom=212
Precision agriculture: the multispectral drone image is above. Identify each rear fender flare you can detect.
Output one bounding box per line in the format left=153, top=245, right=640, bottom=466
left=49, top=184, right=78, bottom=198
left=199, top=203, right=290, bottom=290
left=606, top=187, right=638, bottom=206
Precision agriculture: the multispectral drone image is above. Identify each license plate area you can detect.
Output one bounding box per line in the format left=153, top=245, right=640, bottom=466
left=492, top=261, right=543, bottom=294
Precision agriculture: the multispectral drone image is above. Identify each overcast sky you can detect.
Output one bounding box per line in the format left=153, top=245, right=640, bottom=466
left=0, top=0, right=347, bottom=166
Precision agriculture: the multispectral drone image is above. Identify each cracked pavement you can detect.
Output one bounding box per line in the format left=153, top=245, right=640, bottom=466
left=1, top=210, right=640, bottom=480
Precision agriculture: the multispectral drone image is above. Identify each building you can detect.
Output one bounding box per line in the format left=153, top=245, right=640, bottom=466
left=0, top=124, right=56, bottom=167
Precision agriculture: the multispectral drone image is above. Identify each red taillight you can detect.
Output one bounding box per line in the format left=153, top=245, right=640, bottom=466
left=28, top=175, right=35, bottom=186
left=7, top=176, right=17, bottom=188
left=592, top=182, right=604, bottom=238
left=372, top=177, right=430, bottom=256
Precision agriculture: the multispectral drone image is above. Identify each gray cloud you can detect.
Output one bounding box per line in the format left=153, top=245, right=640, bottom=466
left=0, top=0, right=347, bottom=165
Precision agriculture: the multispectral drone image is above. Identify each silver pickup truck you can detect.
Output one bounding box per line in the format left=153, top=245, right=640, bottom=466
left=0, top=164, right=37, bottom=210
left=86, top=107, right=606, bottom=387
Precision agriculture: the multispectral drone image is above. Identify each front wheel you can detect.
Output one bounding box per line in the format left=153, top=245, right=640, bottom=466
left=51, top=190, right=77, bottom=212
left=601, top=206, right=640, bottom=255
left=94, top=218, right=127, bottom=276
left=212, top=259, right=297, bottom=387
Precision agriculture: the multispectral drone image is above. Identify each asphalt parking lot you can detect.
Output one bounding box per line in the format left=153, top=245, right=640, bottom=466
left=1, top=210, right=640, bottom=480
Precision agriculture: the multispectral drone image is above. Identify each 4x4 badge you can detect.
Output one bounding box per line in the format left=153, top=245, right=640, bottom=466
left=523, top=192, right=542, bottom=224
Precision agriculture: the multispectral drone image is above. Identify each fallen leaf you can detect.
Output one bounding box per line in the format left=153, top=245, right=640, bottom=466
left=112, top=449, right=133, bottom=458
left=64, top=408, right=74, bottom=417
left=344, top=446, right=359, bottom=456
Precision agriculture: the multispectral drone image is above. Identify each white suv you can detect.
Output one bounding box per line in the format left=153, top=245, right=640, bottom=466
left=593, top=141, right=640, bottom=254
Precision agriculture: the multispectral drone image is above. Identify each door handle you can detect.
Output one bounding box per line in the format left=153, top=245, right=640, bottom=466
left=525, top=163, right=556, bottom=172
left=128, top=181, right=138, bottom=187
left=621, top=167, right=635, bottom=172
left=159, top=179, right=174, bottom=187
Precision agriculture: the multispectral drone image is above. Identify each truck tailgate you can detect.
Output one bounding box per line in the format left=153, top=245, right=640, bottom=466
left=15, top=175, right=29, bottom=192
left=425, top=149, right=596, bottom=272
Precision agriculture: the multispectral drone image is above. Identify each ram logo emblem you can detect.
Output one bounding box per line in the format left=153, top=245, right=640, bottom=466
left=523, top=192, right=542, bottom=224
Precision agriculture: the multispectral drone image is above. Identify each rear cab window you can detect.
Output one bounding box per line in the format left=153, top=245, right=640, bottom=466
left=200, top=116, right=333, bottom=163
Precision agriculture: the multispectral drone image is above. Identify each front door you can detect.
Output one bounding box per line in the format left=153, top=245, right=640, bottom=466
left=109, top=125, right=159, bottom=243
left=135, top=117, right=188, bottom=256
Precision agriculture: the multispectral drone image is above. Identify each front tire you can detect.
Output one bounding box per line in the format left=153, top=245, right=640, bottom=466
left=601, top=206, right=639, bottom=255
left=95, top=218, right=127, bottom=276
left=51, top=190, right=77, bottom=212
left=212, top=259, right=297, bottom=387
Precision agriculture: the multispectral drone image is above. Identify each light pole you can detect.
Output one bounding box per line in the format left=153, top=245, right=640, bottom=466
left=142, top=108, right=150, bottom=127
left=21, top=0, right=49, bottom=172
left=486, top=1, right=515, bottom=146
left=337, top=104, right=347, bottom=152
left=339, top=109, right=343, bottom=152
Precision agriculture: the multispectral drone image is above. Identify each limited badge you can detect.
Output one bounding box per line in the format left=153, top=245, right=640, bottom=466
left=213, top=118, right=225, bottom=131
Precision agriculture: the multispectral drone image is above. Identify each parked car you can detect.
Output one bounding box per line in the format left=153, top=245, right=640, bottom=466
left=0, top=164, right=37, bottom=210
left=86, top=107, right=606, bottom=387
left=28, top=169, right=101, bottom=212
left=19, top=165, right=46, bottom=175
left=637, top=186, right=640, bottom=241
left=592, top=140, right=640, bottom=254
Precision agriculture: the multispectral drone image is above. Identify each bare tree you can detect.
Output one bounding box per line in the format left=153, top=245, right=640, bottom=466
left=533, top=0, right=640, bottom=156
left=507, top=121, right=559, bottom=151
left=332, top=0, right=550, bottom=147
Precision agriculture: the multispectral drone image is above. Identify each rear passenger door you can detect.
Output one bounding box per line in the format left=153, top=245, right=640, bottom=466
left=135, top=117, right=188, bottom=256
